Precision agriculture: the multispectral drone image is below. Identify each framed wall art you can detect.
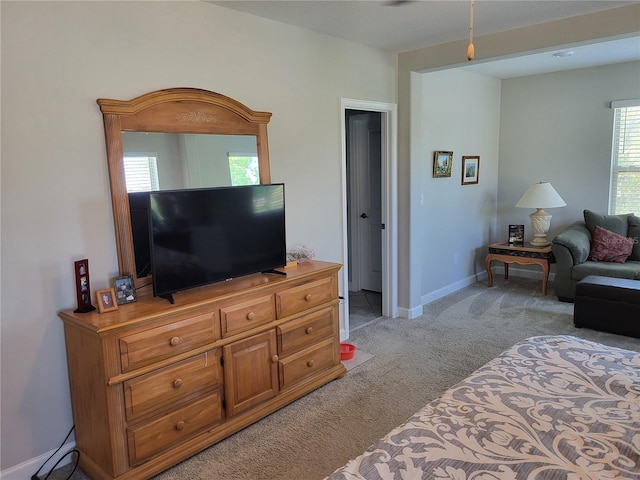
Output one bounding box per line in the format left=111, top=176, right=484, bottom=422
left=96, top=288, right=118, bottom=313
left=461, top=156, right=480, bottom=185
left=433, top=151, right=453, bottom=178
left=74, top=259, right=96, bottom=313
left=113, top=275, right=136, bottom=305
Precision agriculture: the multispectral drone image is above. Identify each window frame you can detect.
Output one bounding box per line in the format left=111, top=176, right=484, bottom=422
left=609, top=99, right=640, bottom=215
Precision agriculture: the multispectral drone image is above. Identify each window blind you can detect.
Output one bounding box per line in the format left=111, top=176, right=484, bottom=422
left=123, top=156, right=159, bottom=193
left=609, top=101, right=640, bottom=215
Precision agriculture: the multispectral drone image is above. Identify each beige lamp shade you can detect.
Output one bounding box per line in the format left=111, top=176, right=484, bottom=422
left=516, top=182, right=566, bottom=247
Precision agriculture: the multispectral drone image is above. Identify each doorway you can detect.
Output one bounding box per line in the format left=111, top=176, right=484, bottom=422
left=340, top=99, right=398, bottom=338
left=346, top=110, right=383, bottom=331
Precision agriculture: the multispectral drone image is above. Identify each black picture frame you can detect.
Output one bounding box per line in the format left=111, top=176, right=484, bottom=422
left=508, top=225, right=525, bottom=245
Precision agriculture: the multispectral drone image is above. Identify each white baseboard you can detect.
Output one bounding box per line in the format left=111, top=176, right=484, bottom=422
left=421, top=272, right=485, bottom=306
left=1, top=441, right=75, bottom=480
left=418, top=267, right=554, bottom=308
left=397, top=304, right=423, bottom=319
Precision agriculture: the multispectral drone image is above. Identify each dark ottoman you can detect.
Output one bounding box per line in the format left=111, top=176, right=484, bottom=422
left=574, top=275, right=640, bottom=338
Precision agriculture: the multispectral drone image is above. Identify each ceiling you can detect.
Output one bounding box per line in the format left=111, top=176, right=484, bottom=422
left=210, top=0, right=640, bottom=78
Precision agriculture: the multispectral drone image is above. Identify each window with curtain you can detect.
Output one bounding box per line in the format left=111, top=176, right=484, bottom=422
left=123, top=155, right=159, bottom=192
left=609, top=100, right=640, bottom=215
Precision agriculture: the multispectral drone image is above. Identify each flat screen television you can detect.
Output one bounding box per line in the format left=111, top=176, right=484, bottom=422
left=149, top=184, right=286, bottom=302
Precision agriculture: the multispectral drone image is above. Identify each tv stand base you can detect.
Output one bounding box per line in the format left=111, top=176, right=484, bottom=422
left=262, top=269, right=286, bottom=276
left=160, top=293, right=175, bottom=304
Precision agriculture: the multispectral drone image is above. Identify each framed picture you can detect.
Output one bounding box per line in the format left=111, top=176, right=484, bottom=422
left=433, top=151, right=453, bottom=178
left=113, top=275, right=137, bottom=305
left=96, top=288, right=118, bottom=313
left=74, top=259, right=96, bottom=313
left=508, top=224, right=525, bottom=245
left=461, top=156, right=480, bottom=185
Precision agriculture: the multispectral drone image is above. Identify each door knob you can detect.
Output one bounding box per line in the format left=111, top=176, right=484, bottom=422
left=360, top=213, right=368, bottom=219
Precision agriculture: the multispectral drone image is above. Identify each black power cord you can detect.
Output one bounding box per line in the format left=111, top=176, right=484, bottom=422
left=31, top=426, right=80, bottom=480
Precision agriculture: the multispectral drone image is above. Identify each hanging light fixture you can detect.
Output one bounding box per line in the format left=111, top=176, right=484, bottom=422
left=467, top=0, right=475, bottom=61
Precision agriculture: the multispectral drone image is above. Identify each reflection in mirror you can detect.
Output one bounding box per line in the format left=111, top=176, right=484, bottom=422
left=122, top=132, right=259, bottom=192
left=123, top=132, right=260, bottom=279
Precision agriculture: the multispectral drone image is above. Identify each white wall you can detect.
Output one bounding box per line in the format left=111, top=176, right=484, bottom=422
left=0, top=1, right=396, bottom=471
left=498, top=61, right=640, bottom=242
left=418, top=70, right=501, bottom=302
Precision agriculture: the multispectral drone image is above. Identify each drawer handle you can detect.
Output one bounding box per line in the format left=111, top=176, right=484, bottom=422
left=170, top=336, right=182, bottom=346
left=173, top=378, right=183, bottom=389
left=304, top=293, right=312, bottom=302
left=175, top=421, right=185, bottom=431
left=305, top=326, right=314, bottom=334
left=307, top=359, right=315, bottom=368
left=246, top=312, right=255, bottom=321
left=271, top=354, right=279, bottom=363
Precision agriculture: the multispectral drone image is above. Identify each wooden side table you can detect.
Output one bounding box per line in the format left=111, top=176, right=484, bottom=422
left=485, top=242, right=554, bottom=295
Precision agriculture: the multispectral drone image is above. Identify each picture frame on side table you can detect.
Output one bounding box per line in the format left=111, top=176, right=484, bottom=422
left=74, top=259, right=96, bottom=313
left=433, top=151, right=453, bottom=178
left=461, top=156, right=480, bottom=185
left=113, top=275, right=137, bottom=305
left=508, top=224, right=525, bottom=245
left=96, top=288, right=118, bottom=313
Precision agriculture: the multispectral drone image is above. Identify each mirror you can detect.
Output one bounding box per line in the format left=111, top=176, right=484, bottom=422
left=98, top=88, right=272, bottom=296
left=122, top=132, right=260, bottom=191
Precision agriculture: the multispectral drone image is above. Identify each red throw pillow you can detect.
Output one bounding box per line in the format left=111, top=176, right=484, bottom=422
left=589, top=225, right=634, bottom=263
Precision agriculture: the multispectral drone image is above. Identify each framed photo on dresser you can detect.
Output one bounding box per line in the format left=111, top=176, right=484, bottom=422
left=113, top=275, right=136, bottom=305
left=96, top=288, right=118, bottom=313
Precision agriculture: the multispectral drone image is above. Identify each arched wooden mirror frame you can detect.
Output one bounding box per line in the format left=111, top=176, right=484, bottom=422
left=98, top=88, right=272, bottom=296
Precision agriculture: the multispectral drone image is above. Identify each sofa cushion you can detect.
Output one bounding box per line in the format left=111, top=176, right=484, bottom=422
left=588, top=225, right=634, bottom=263
left=583, top=209, right=630, bottom=236
left=628, top=215, right=640, bottom=262
left=573, top=261, right=640, bottom=281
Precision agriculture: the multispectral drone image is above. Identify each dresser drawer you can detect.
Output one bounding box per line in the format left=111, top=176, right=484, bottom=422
left=277, top=306, right=336, bottom=356
left=278, top=338, right=336, bottom=390
left=127, top=392, right=222, bottom=466
left=119, top=311, right=218, bottom=372
left=124, top=350, right=221, bottom=421
left=275, top=276, right=336, bottom=318
left=220, top=294, right=275, bottom=338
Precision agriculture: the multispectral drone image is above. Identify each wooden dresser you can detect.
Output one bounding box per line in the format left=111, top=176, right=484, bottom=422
left=59, top=260, right=345, bottom=480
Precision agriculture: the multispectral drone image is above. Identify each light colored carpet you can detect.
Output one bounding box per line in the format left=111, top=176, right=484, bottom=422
left=342, top=348, right=374, bottom=371
left=48, top=278, right=640, bottom=480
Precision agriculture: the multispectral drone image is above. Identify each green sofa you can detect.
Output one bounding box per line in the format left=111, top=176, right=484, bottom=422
left=551, top=211, right=640, bottom=302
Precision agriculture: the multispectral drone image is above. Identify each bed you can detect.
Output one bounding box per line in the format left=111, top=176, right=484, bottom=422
left=325, top=335, right=640, bottom=480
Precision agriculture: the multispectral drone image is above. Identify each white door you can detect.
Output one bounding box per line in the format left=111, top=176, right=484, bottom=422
left=340, top=98, right=398, bottom=339
left=348, top=113, right=382, bottom=292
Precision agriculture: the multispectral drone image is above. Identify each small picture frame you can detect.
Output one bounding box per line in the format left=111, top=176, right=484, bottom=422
left=96, top=288, right=118, bottom=313
left=74, top=259, right=96, bottom=313
left=461, top=156, right=480, bottom=185
left=433, top=151, right=453, bottom=178
left=113, top=275, right=136, bottom=305
left=508, top=224, right=525, bottom=245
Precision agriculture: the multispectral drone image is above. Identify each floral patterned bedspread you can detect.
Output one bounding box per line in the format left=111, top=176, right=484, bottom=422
left=325, top=335, right=640, bottom=480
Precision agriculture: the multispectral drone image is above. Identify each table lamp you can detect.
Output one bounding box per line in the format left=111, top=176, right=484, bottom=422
left=515, top=182, right=566, bottom=247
